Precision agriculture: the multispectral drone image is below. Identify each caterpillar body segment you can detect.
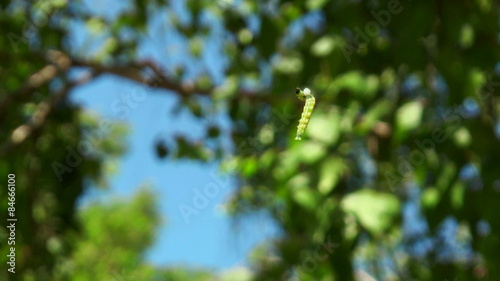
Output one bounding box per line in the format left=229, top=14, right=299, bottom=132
left=295, top=87, right=316, bottom=140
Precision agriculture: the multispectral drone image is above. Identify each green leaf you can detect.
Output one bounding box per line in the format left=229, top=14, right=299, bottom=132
left=238, top=28, right=253, bottom=45
left=421, top=188, right=440, bottom=209
left=292, top=187, right=317, bottom=211
left=396, top=101, right=424, bottom=139
left=356, top=100, right=392, bottom=134
left=220, top=267, right=253, bottom=281
left=459, top=24, right=474, bottom=48
left=308, top=109, right=341, bottom=144
left=318, top=156, right=345, bottom=194
left=241, top=156, right=258, bottom=177
left=288, top=173, right=317, bottom=210
left=87, top=17, right=105, bottom=34
left=306, top=0, right=328, bottom=10
left=273, top=55, right=303, bottom=74
left=331, top=71, right=380, bottom=99
left=311, top=36, right=336, bottom=57
left=342, top=190, right=400, bottom=235
left=451, top=181, right=466, bottom=210
left=436, top=162, right=457, bottom=192
left=189, top=36, right=204, bottom=57
left=212, top=75, right=238, bottom=100
left=296, top=142, right=326, bottom=163
left=453, top=127, right=471, bottom=147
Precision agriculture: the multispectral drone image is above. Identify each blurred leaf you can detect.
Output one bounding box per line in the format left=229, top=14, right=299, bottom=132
left=342, top=190, right=400, bottom=235
left=220, top=267, right=253, bottom=281
left=308, top=109, right=341, bottom=144
left=318, top=156, right=345, bottom=194
left=238, top=28, right=253, bottom=45
left=396, top=100, right=424, bottom=139
left=296, top=142, right=326, bottom=163
left=451, top=181, right=466, bottom=210
left=241, top=156, right=258, bottom=177
left=155, top=141, right=169, bottom=159
left=453, top=127, right=472, bottom=147
left=290, top=179, right=317, bottom=210
left=87, top=17, right=105, bottom=34
left=460, top=24, right=474, bottom=48
left=356, top=99, right=392, bottom=134
left=306, top=0, right=328, bottom=10
left=311, top=35, right=336, bottom=57
left=273, top=55, right=303, bottom=74
left=213, top=75, right=239, bottom=100
left=189, top=36, right=204, bottom=57
left=421, top=187, right=440, bottom=209
left=207, top=125, right=220, bottom=138
left=332, top=71, right=379, bottom=99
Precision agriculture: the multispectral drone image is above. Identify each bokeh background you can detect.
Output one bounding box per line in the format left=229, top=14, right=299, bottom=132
left=1, top=0, right=500, bottom=280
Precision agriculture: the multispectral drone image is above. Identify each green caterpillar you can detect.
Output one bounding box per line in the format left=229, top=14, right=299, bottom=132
left=295, top=87, right=316, bottom=140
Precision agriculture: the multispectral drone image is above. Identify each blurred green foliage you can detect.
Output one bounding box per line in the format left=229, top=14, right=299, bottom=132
left=1, top=0, right=499, bottom=280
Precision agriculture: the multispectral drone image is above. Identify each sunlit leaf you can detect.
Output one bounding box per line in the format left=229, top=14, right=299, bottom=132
left=396, top=101, right=424, bottom=139
left=342, top=190, right=400, bottom=235
left=318, top=156, right=345, bottom=194
left=308, top=109, right=341, bottom=144
left=311, top=36, right=336, bottom=57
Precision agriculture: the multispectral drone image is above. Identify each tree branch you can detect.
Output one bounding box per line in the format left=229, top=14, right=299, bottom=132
left=70, top=57, right=263, bottom=100
left=0, top=50, right=71, bottom=114
left=0, top=72, right=94, bottom=157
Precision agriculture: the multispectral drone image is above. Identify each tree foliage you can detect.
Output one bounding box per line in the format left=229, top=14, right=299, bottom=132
left=1, top=0, right=500, bottom=280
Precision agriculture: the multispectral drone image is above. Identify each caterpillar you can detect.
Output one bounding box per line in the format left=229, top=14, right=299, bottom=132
left=295, top=87, right=316, bottom=140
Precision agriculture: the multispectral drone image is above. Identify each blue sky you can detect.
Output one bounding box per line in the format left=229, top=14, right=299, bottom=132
left=70, top=0, right=279, bottom=271
left=71, top=77, right=278, bottom=269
